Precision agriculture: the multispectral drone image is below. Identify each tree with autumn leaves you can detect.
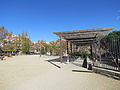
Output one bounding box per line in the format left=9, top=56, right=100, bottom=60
left=21, top=32, right=31, bottom=54
left=49, top=39, right=67, bottom=56
left=0, top=26, right=31, bottom=54
left=0, top=26, right=8, bottom=48
left=0, top=26, right=67, bottom=55
left=37, top=39, right=67, bottom=56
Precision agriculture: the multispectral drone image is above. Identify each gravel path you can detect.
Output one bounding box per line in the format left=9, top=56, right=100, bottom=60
left=0, top=55, right=120, bottom=90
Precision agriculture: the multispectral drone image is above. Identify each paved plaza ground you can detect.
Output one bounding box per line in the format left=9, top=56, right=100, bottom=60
left=0, top=55, right=120, bottom=90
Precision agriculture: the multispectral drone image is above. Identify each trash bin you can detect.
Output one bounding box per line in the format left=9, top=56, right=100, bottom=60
left=88, top=64, right=92, bottom=70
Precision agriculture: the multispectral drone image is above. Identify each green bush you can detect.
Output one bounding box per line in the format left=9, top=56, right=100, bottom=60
left=40, top=47, right=46, bottom=55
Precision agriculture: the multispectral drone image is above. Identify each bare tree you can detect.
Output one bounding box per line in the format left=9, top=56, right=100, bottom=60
left=0, top=26, right=8, bottom=49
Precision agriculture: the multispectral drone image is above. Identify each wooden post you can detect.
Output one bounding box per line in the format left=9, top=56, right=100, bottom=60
left=90, top=44, right=93, bottom=58
left=91, top=44, right=93, bottom=56
left=94, top=43, right=97, bottom=61
left=73, top=44, right=75, bottom=53
left=67, top=41, right=69, bottom=55
left=98, top=35, right=102, bottom=64
left=67, top=40, right=69, bottom=63
left=70, top=42, right=72, bottom=54
left=76, top=45, right=77, bottom=53
left=60, top=37, right=63, bottom=63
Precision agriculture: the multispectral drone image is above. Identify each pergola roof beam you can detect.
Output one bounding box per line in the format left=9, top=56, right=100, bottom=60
left=67, top=39, right=96, bottom=42
left=74, top=42, right=94, bottom=46
left=66, top=37, right=97, bottom=40
left=54, top=27, right=114, bottom=36
left=62, top=34, right=97, bottom=39
left=59, top=33, right=97, bottom=37
left=53, top=27, right=114, bottom=46
left=70, top=39, right=96, bottom=43
left=72, top=40, right=96, bottom=44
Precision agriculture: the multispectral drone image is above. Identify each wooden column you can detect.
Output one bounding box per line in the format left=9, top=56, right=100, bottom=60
left=73, top=44, right=75, bottom=53
left=98, top=35, right=102, bottom=64
left=90, top=44, right=93, bottom=58
left=60, top=37, right=63, bottom=63
left=67, top=41, right=69, bottom=55
left=94, top=43, right=97, bottom=61
left=67, top=40, right=70, bottom=63
left=70, top=42, right=72, bottom=54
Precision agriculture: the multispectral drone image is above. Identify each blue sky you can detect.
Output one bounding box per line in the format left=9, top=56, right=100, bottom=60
left=0, top=0, right=120, bottom=41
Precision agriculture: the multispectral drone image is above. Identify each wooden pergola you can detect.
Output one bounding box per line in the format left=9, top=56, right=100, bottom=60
left=54, top=27, right=114, bottom=63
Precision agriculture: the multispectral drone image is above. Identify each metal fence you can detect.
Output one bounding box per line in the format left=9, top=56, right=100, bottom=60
left=95, top=37, right=120, bottom=71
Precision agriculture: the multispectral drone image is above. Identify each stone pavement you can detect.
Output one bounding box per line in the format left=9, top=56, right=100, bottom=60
left=0, top=55, right=120, bottom=90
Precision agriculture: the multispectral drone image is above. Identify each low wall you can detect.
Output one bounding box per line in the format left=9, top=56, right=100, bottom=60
left=92, top=67, right=120, bottom=80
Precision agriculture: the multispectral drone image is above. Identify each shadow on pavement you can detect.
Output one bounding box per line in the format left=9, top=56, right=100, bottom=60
left=45, top=58, right=61, bottom=69
left=72, top=70, right=93, bottom=73
left=47, top=60, right=61, bottom=68
left=45, top=56, right=80, bottom=69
